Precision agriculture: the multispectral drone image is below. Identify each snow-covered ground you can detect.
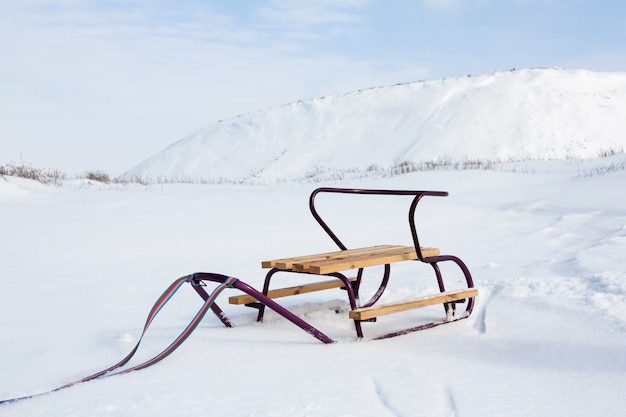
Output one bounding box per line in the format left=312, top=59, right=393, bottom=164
left=2, top=156, right=625, bottom=416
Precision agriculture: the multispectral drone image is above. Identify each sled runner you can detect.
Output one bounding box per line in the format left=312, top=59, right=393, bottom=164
left=189, top=187, right=477, bottom=342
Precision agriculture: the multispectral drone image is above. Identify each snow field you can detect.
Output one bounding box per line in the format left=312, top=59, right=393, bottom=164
left=1, top=160, right=625, bottom=416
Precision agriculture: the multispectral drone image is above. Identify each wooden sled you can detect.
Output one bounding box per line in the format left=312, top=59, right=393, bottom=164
left=188, top=187, right=477, bottom=343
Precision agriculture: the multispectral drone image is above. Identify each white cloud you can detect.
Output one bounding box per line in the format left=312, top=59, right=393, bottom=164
left=420, top=0, right=462, bottom=10
left=257, top=0, right=367, bottom=30
left=420, top=0, right=489, bottom=11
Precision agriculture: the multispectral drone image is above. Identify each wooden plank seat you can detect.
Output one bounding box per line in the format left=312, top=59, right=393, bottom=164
left=348, top=288, right=479, bottom=321
left=262, top=245, right=440, bottom=275
left=228, top=277, right=357, bottom=305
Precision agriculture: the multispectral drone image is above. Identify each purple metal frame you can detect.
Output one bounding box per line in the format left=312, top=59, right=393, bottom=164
left=187, top=187, right=476, bottom=343
left=309, top=188, right=475, bottom=325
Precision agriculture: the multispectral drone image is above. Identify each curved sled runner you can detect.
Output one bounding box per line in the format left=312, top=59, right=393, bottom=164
left=189, top=187, right=477, bottom=343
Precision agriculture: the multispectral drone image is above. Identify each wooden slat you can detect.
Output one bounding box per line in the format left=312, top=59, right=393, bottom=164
left=263, top=245, right=440, bottom=274
left=348, top=288, right=478, bottom=320
left=300, top=246, right=440, bottom=274
left=228, top=277, right=357, bottom=305
left=262, top=245, right=397, bottom=270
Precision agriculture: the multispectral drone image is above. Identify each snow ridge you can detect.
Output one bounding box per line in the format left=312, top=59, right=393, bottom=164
left=122, top=68, right=626, bottom=183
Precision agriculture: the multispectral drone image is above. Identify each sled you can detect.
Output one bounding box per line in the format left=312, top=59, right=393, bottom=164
left=1, top=187, right=480, bottom=405
left=187, top=187, right=477, bottom=343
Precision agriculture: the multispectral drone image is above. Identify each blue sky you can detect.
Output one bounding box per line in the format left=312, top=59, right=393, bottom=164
left=1, top=0, right=625, bottom=174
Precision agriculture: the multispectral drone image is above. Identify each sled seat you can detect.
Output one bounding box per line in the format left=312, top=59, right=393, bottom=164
left=349, top=288, right=479, bottom=320
left=228, top=277, right=357, bottom=305
left=261, top=245, right=440, bottom=275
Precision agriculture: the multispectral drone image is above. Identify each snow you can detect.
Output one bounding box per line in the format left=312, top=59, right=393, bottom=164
left=2, top=160, right=626, bottom=416
left=122, top=68, right=626, bottom=184
left=2, top=68, right=626, bottom=415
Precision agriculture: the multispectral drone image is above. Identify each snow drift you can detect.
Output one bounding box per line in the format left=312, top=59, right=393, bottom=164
left=122, top=68, right=626, bottom=183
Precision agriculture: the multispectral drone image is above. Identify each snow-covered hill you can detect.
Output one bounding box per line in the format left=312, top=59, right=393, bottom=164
left=122, top=68, right=626, bottom=183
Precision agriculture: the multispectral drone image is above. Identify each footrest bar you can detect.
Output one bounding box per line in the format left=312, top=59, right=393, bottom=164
left=228, top=277, right=357, bottom=305
left=349, top=288, right=478, bottom=321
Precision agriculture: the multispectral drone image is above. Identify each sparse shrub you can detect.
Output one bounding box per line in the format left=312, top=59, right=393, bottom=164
left=598, top=148, right=624, bottom=158
left=84, top=171, right=111, bottom=183
left=577, top=160, right=626, bottom=177
left=0, top=163, right=65, bottom=185
left=394, top=161, right=417, bottom=174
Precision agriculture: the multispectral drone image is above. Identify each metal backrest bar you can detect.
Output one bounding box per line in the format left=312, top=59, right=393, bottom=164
left=308, top=187, right=448, bottom=261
